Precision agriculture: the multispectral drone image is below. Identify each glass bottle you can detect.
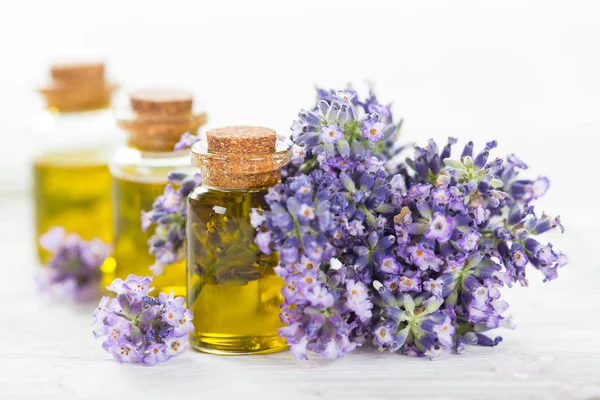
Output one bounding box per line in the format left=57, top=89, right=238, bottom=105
left=187, top=126, right=290, bottom=355
left=109, top=89, right=206, bottom=296
left=33, top=62, right=119, bottom=264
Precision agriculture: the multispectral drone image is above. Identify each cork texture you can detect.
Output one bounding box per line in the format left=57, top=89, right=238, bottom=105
left=119, top=90, right=206, bottom=152
left=130, top=90, right=193, bottom=115
left=206, top=126, right=277, bottom=154
left=50, top=62, right=105, bottom=84
left=193, top=126, right=288, bottom=190
left=39, top=62, right=115, bottom=112
left=39, top=85, right=115, bottom=112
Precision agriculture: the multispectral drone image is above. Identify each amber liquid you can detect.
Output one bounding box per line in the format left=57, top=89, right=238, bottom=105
left=110, top=177, right=186, bottom=296
left=187, top=187, right=286, bottom=355
left=34, top=149, right=113, bottom=266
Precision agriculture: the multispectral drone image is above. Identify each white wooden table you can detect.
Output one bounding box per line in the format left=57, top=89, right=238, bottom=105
left=2, top=196, right=599, bottom=400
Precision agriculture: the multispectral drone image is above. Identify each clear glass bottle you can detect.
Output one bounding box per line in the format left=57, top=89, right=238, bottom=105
left=187, top=126, right=290, bottom=355
left=109, top=89, right=206, bottom=295
left=33, top=62, right=119, bottom=264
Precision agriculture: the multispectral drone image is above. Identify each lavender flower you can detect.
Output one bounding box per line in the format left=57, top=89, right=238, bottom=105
left=144, top=133, right=203, bottom=275
left=37, top=227, right=111, bottom=302
left=92, top=275, right=193, bottom=365
left=362, top=119, right=385, bottom=143
left=144, top=171, right=201, bottom=276
left=425, top=213, right=455, bottom=242
left=253, top=87, right=567, bottom=360
left=174, top=132, right=200, bottom=151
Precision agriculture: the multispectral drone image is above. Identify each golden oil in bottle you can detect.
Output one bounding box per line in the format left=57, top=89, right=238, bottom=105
left=110, top=89, right=206, bottom=295
left=188, top=188, right=286, bottom=353
left=109, top=176, right=186, bottom=295
left=34, top=149, right=113, bottom=264
left=187, top=126, right=290, bottom=355
left=34, top=62, right=118, bottom=264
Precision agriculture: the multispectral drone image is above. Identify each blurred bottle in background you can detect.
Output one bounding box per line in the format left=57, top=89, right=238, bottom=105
left=33, top=62, right=119, bottom=263
left=109, top=89, right=206, bottom=296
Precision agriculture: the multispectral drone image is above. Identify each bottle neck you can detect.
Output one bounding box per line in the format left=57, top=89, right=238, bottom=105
left=125, top=147, right=190, bottom=159
left=196, top=163, right=282, bottom=192
left=110, top=147, right=194, bottom=183
left=46, top=103, right=112, bottom=114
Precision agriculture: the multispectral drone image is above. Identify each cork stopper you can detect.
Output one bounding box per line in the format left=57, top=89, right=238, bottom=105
left=38, top=62, right=117, bottom=112
left=51, top=63, right=105, bottom=84
left=130, top=90, right=193, bottom=116
left=118, top=89, right=207, bottom=152
left=206, top=126, right=277, bottom=154
left=192, top=126, right=289, bottom=190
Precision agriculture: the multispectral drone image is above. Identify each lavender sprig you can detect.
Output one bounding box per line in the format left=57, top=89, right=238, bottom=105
left=92, top=275, right=193, bottom=365
left=37, top=227, right=110, bottom=302
left=143, top=133, right=201, bottom=275
left=142, top=172, right=200, bottom=275
left=252, top=88, right=567, bottom=360
left=284, top=86, right=403, bottom=180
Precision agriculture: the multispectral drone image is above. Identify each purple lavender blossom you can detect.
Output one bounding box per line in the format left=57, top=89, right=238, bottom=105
left=92, top=275, right=193, bottom=365
left=345, top=280, right=373, bottom=322
left=398, top=275, right=422, bottom=292
left=304, top=285, right=335, bottom=309
left=423, top=278, right=445, bottom=297
left=320, top=125, right=344, bottom=144
left=333, top=90, right=357, bottom=104
left=290, top=144, right=308, bottom=165
left=456, top=230, right=482, bottom=252
left=37, top=227, right=111, bottom=302
left=406, top=244, right=443, bottom=272
left=255, top=231, right=273, bottom=254
left=362, top=120, right=385, bottom=143
left=378, top=255, right=401, bottom=274
left=174, top=132, right=200, bottom=151
left=425, top=213, right=455, bottom=242
left=251, top=87, right=567, bottom=360
left=144, top=172, right=201, bottom=276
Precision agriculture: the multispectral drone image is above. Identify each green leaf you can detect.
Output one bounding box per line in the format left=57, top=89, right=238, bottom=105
left=339, top=172, right=356, bottom=193
left=374, top=203, right=396, bottom=214
left=443, top=158, right=465, bottom=169
left=490, top=178, right=504, bottom=188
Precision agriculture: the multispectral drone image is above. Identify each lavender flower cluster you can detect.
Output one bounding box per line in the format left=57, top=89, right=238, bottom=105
left=251, top=88, right=567, bottom=360
left=142, top=172, right=200, bottom=276
left=92, top=275, right=193, bottom=365
left=142, top=133, right=201, bottom=276
left=37, top=227, right=111, bottom=302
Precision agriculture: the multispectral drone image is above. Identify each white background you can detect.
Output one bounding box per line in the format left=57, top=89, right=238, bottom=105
left=1, top=0, right=599, bottom=217
left=1, top=1, right=599, bottom=399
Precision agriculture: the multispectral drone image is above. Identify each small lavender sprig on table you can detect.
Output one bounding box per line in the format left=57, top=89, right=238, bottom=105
left=92, top=275, right=193, bottom=365
left=252, top=87, right=568, bottom=360
left=142, top=132, right=201, bottom=276
left=37, top=227, right=110, bottom=302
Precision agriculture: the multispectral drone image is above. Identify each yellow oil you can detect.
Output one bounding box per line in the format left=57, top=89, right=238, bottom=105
left=110, top=177, right=186, bottom=296
left=187, top=187, right=287, bottom=355
left=34, top=149, right=113, bottom=264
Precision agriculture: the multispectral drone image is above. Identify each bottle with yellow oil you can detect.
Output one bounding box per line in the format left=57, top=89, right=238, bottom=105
left=110, top=90, right=206, bottom=296
left=187, top=126, right=290, bottom=354
left=33, top=62, right=119, bottom=264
